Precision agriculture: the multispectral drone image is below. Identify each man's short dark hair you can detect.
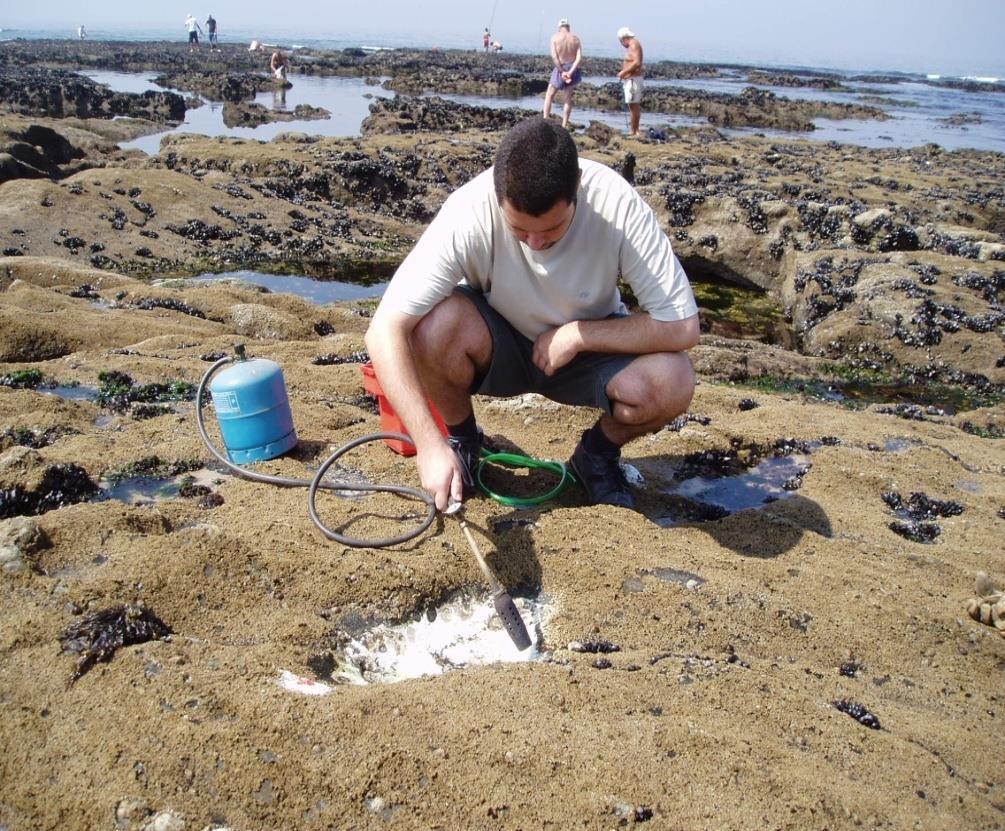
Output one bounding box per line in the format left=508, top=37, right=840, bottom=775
left=493, top=117, right=579, bottom=215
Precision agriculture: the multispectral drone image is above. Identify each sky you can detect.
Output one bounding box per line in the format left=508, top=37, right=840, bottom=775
left=4, top=0, right=1004, bottom=77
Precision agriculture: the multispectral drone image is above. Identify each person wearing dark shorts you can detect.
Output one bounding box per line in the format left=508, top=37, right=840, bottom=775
left=206, top=15, right=219, bottom=50
left=185, top=14, right=202, bottom=52
left=366, top=118, right=699, bottom=512
left=455, top=285, right=633, bottom=412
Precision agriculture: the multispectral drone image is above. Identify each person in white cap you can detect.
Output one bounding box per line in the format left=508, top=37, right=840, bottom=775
left=616, top=26, right=644, bottom=136
left=185, top=14, right=203, bottom=53
left=543, top=18, right=583, bottom=129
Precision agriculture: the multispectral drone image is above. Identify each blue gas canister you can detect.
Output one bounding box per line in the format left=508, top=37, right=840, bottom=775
left=209, top=355, right=297, bottom=464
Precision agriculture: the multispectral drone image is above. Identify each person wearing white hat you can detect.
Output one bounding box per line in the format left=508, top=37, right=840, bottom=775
left=543, top=18, right=583, bottom=129
left=616, top=26, right=644, bottom=136
left=185, top=14, right=203, bottom=53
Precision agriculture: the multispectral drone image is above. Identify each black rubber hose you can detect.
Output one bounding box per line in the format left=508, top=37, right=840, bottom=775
left=195, top=356, right=436, bottom=548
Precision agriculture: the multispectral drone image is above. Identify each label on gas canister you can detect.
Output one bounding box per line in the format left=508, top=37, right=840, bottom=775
left=212, top=390, right=241, bottom=415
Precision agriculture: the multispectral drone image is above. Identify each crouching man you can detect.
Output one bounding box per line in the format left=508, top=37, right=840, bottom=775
left=365, top=117, right=699, bottom=512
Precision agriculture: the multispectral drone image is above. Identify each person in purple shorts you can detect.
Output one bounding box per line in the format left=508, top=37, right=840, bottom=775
left=542, top=19, right=583, bottom=129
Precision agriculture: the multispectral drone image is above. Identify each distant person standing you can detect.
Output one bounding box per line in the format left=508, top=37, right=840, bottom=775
left=77, top=24, right=87, bottom=40
left=616, top=26, right=644, bottom=137
left=206, top=14, right=219, bottom=50
left=270, top=49, right=290, bottom=82
left=482, top=28, right=491, bottom=53
left=542, top=18, right=583, bottom=129
left=185, top=14, right=203, bottom=52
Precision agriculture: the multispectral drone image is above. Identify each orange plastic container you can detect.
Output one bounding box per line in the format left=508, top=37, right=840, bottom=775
left=360, top=362, right=448, bottom=456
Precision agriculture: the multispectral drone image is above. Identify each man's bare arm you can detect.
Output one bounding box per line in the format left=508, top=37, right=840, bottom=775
left=364, top=307, right=464, bottom=508
left=532, top=314, right=699, bottom=376
left=569, top=40, right=583, bottom=73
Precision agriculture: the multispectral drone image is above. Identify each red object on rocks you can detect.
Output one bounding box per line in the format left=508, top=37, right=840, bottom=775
left=360, top=362, right=447, bottom=456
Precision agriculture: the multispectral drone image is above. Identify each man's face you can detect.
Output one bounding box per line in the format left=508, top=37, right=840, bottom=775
left=500, top=198, right=576, bottom=252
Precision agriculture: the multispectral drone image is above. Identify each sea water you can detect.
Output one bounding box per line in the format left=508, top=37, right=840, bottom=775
left=83, top=63, right=1005, bottom=154
left=6, top=23, right=1001, bottom=152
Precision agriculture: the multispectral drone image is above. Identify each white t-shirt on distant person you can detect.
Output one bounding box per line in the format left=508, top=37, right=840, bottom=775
left=380, top=157, right=697, bottom=341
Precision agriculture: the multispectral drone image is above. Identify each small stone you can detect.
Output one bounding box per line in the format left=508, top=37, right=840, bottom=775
left=0, top=543, right=28, bottom=574
left=140, top=810, right=185, bottom=831
left=0, top=517, right=48, bottom=574
left=612, top=800, right=634, bottom=820
left=621, top=462, right=644, bottom=486
left=0, top=446, right=40, bottom=472
left=252, top=779, right=274, bottom=804
left=621, top=576, right=646, bottom=593
left=115, top=797, right=149, bottom=824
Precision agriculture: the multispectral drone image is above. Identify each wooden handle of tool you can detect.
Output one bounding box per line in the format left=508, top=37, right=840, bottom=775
left=459, top=520, right=501, bottom=592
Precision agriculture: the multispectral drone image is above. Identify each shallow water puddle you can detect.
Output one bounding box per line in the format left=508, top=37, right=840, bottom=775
left=646, top=567, right=706, bottom=589
left=646, top=453, right=812, bottom=527
left=98, top=467, right=228, bottom=505
left=100, top=476, right=183, bottom=503
left=279, top=592, right=552, bottom=692
left=193, top=270, right=388, bottom=304
left=38, top=385, right=99, bottom=402
left=884, top=437, right=914, bottom=452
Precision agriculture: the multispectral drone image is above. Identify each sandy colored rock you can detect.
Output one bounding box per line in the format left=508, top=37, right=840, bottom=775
left=0, top=43, right=1003, bottom=831
left=0, top=257, right=1001, bottom=830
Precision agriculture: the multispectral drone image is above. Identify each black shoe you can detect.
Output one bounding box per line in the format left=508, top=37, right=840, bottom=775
left=569, top=433, right=635, bottom=509
left=447, top=431, right=484, bottom=496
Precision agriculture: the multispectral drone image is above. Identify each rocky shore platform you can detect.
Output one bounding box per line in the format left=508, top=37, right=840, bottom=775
left=0, top=40, right=1003, bottom=831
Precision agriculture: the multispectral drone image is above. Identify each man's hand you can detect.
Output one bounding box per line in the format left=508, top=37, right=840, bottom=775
left=533, top=322, right=582, bottom=376
left=415, top=441, right=465, bottom=511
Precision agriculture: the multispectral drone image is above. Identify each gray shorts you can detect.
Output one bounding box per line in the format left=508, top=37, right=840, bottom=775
left=457, top=286, right=635, bottom=415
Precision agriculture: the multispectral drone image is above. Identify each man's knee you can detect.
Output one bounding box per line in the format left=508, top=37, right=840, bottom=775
left=608, top=352, right=695, bottom=421
left=411, top=292, right=488, bottom=360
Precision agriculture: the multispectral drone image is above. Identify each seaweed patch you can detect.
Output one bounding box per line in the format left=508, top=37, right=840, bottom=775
left=59, top=604, right=173, bottom=684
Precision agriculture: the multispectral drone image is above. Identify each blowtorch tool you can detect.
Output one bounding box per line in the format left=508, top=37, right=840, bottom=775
left=446, top=502, right=532, bottom=651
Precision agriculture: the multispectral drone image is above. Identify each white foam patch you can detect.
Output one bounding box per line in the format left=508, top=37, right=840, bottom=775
left=336, top=593, right=552, bottom=685
left=277, top=670, right=334, bottom=696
